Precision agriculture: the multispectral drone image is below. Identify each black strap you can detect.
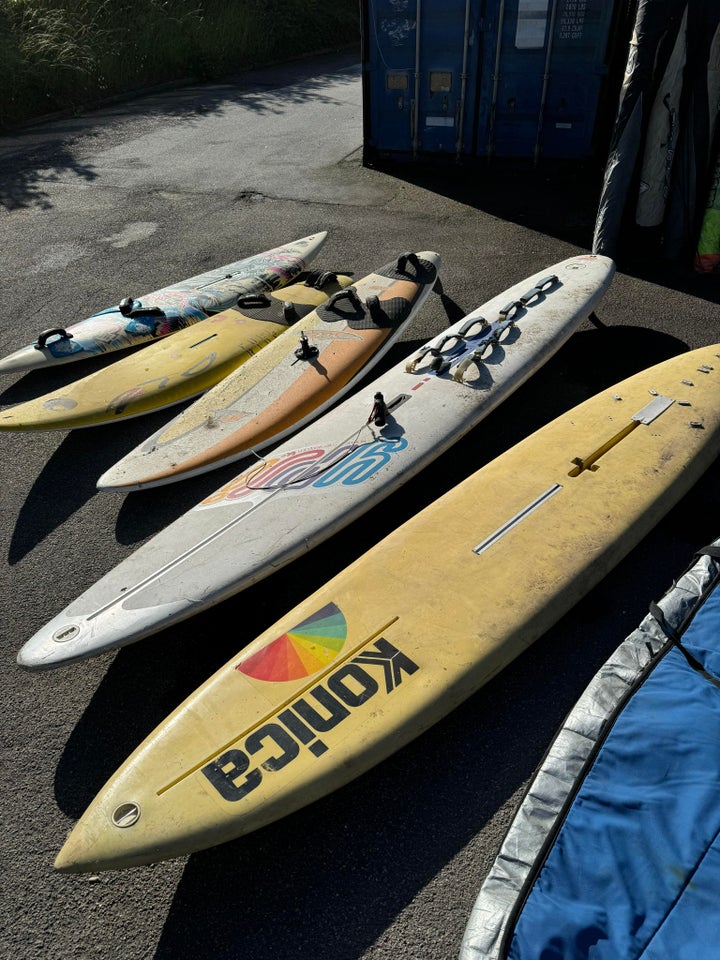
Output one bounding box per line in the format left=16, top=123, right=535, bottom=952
left=499, top=300, right=522, bottom=322
left=518, top=273, right=559, bottom=306
left=35, top=328, right=73, bottom=350
left=648, top=601, right=682, bottom=644
left=649, top=548, right=720, bottom=689
left=397, top=252, right=419, bottom=272
left=327, top=288, right=362, bottom=311
left=458, top=315, right=488, bottom=338
left=237, top=294, right=271, bottom=308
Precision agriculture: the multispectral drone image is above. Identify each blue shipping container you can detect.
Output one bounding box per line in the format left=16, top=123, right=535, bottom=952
left=361, top=0, right=618, bottom=163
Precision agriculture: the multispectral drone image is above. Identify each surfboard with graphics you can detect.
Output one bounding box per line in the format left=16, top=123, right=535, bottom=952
left=53, top=345, right=720, bottom=872
left=97, top=251, right=440, bottom=488
left=0, top=232, right=327, bottom=374
left=18, top=254, right=613, bottom=670
left=0, top=272, right=352, bottom=431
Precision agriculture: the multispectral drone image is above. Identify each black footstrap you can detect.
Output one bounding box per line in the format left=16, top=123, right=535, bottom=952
left=35, top=328, right=73, bottom=350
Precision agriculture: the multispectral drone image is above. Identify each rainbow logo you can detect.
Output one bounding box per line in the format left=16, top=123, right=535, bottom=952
left=236, top=603, right=347, bottom=682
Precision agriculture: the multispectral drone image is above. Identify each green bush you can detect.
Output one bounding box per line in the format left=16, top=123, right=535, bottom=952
left=0, top=0, right=359, bottom=129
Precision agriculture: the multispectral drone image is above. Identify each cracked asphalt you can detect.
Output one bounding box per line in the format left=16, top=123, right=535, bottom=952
left=1, top=48, right=719, bottom=960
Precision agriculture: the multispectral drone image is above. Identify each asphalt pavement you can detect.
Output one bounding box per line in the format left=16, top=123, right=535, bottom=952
left=1, top=48, right=719, bottom=960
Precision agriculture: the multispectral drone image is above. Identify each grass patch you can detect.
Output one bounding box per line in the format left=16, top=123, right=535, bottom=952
left=0, top=0, right=359, bottom=129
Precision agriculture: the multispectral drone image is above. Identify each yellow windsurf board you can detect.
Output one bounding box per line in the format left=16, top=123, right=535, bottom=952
left=55, top=345, right=720, bottom=872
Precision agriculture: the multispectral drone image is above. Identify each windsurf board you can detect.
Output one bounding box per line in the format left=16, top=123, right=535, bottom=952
left=98, top=251, right=440, bottom=488
left=635, top=4, right=688, bottom=228
left=18, top=254, right=613, bottom=669
left=53, top=344, right=720, bottom=872
left=0, top=232, right=327, bottom=374
left=0, top=272, right=352, bottom=431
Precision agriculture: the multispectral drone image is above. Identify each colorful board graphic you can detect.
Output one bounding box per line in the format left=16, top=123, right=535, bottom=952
left=237, top=604, right=347, bottom=682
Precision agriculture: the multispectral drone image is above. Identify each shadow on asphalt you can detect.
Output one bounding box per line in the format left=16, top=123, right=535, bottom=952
left=372, top=156, right=720, bottom=305
left=0, top=51, right=361, bottom=213
left=5, top=399, right=194, bottom=564
left=4, top=43, right=718, bottom=308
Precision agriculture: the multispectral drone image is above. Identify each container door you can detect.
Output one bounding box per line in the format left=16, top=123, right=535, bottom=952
left=540, top=0, right=615, bottom=158
left=362, top=0, right=483, bottom=162
left=480, top=0, right=551, bottom=158
left=477, top=0, right=615, bottom=159
left=414, top=0, right=483, bottom=157
left=362, top=0, right=616, bottom=163
left=362, top=0, right=417, bottom=158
